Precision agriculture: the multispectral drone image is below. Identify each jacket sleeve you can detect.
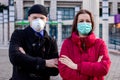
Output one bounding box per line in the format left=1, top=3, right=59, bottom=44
left=9, top=30, right=46, bottom=72
left=45, top=37, right=59, bottom=76
left=58, top=39, right=88, bottom=80
left=77, top=39, right=111, bottom=77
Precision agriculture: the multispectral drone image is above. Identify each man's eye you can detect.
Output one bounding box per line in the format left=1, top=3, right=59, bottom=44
left=40, top=17, right=45, bottom=20
left=33, top=17, right=37, bottom=19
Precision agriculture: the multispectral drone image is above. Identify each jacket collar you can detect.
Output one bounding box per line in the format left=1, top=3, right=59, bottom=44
left=71, top=32, right=96, bottom=51
left=24, top=26, right=50, bottom=40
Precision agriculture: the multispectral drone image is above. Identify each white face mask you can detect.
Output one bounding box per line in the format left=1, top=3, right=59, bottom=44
left=31, top=18, right=45, bottom=32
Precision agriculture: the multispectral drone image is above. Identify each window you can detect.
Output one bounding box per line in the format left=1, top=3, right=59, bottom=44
left=109, top=2, right=112, bottom=16
left=46, top=7, right=50, bottom=18
left=99, top=2, right=102, bottom=17
left=100, top=8, right=102, bottom=17
left=57, top=7, right=75, bottom=20
left=49, top=25, right=57, bottom=40
left=99, top=24, right=102, bottom=38
left=24, top=7, right=30, bottom=20
left=109, top=24, right=120, bottom=45
left=118, top=3, right=120, bottom=14
left=99, top=2, right=111, bottom=17
left=62, top=25, right=72, bottom=40
left=9, top=0, right=14, bottom=6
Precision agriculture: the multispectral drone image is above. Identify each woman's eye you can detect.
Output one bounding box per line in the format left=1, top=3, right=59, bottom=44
left=79, top=20, right=84, bottom=22
left=86, top=20, right=91, bottom=22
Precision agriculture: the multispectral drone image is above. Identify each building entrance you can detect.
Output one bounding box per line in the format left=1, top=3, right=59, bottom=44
left=49, top=25, right=57, bottom=40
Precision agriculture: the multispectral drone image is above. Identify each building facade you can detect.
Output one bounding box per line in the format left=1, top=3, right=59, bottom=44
left=0, top=0, right=120, bottom=47
left=0, top=0, right=15, bottom=46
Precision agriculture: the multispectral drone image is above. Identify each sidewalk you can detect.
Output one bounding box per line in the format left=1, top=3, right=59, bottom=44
left=0, top=47, right=120, bottom=80
left=109, top=49, right=120, bottom=55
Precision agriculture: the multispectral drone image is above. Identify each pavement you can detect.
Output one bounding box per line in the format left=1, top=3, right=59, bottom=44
left=0, top=47, right=120, bottom=80
left=0, top=48, right=12, bottom=80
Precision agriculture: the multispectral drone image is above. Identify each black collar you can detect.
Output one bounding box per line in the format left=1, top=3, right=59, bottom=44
left=24, top=26, right=50, bottom=40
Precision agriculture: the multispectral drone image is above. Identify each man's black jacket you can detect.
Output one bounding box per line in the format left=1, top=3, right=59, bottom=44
left=9, top=26, right=59, bottom=80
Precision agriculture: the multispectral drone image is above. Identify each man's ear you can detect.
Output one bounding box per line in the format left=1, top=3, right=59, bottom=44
left=28, top=16, right=32, bottom=26
left=28, top=16, right=30, bottom=22
left=46, top=17, right=48, bottom=21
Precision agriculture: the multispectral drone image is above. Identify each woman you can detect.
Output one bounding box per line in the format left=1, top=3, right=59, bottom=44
left=58, top=9, right=111, bottom=80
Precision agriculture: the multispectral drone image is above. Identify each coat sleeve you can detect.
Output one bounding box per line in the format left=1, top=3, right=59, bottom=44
left=77, top=39, right=111, bottom=77
left=58, top=39, right=88, bottom=80
left=44, top=37, right=59, bottom=76
left=9, top=30, right=46, bottom=72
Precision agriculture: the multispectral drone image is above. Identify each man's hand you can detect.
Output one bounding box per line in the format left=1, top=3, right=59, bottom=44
left=19, top=47, right=26, bottom=54
left=45, top=58, right=58, bottom=68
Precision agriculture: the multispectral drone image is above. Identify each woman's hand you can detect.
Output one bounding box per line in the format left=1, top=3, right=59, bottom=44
left=59, top=55, right=77, bottom=70
left=98, top=55, right=103, bottom=62
left=19, top=47, right=26, bottom=54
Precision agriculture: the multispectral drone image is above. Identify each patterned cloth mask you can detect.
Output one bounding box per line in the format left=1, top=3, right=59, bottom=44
left=77, top=22, right=92, bottom=35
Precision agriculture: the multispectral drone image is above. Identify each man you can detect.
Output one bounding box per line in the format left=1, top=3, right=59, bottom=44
left=9, top=4, right=59, bottom=80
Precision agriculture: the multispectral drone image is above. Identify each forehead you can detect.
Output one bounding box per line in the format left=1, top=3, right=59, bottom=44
left=29, top=13, right=46, bottom=18
left=78, top=13, right=91, bottom=20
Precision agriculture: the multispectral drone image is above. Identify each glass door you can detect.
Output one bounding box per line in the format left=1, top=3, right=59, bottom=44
left=49, top=25, right=57, bottom=40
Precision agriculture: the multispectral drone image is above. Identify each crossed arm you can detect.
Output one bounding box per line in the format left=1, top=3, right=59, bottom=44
left=9, top=30, right=59, bottom=76
left=58, top=40, right=111, bottom=79
left=19, top=47, right=58, bottom=68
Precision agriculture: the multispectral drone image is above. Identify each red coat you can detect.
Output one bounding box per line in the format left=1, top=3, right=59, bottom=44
left=58, top=32, right=111, bottom=80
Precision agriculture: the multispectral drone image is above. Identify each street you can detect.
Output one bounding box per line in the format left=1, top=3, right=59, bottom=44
left=0, top=48, right=120, bottom=80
